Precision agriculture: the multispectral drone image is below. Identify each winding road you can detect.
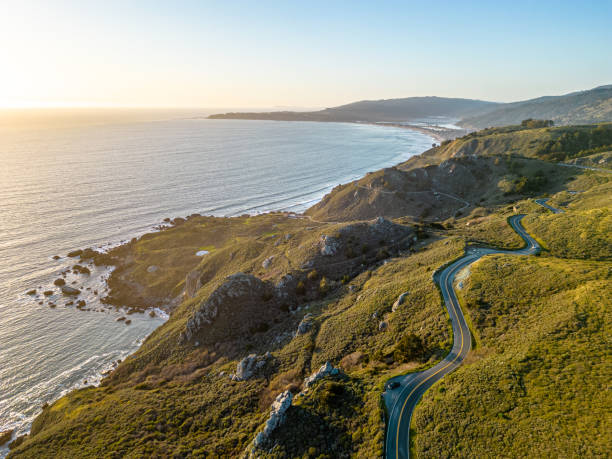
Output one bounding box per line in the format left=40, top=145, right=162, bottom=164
left=384, top=200, right=560, bottom=458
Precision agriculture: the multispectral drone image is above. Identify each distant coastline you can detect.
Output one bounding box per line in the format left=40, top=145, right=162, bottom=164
left=203, top=114, right=467, bottom=142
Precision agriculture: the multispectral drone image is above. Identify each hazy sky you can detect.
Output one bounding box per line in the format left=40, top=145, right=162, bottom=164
left=1, top=0, right=611, bottom=108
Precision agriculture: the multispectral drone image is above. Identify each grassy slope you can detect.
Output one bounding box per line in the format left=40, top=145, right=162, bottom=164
left=412, top=176, right=611, bottom=458
left=9, top=232, right=466, bottom=458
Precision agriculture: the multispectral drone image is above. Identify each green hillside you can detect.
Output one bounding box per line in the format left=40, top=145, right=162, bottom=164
left=8, top=124, right=611, bottom=458
left=413, top=182, right=612, bottom=457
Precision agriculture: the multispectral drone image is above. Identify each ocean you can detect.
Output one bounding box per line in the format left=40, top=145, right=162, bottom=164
left=0, top=113, right=433, bottom=449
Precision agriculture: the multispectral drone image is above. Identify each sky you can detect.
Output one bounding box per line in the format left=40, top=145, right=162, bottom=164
left=0, top=0, right=611, bottom=109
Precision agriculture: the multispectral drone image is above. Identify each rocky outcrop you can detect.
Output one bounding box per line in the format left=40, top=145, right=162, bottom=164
left=338, top=216, right=412, bottom=243
left=392, top=292, right=409, bottom=312
left=61, top=286, right=81, bottom=296
left=181, top=273, right=270, bottom=343
left=248, top=390, right=293, bottom=455
left=231, top=353, right=270, bottom=381
left=275, top=274, right=295, bottom=299
left=304, top=361, right=340, bottom=389
left=0, top=429, right=13, bottom=447
left=319, top=235, right=341, bottom=256
left=73, top=265, right=91, bottom=275
left=295, top=313, right=314, bottom=336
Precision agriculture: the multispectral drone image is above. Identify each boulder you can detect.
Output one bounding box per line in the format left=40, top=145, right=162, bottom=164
left=262, top=256, right=274, bottom=269
left=295, top=313, right=314, bottom=336
left=392, top=292, right=409, bottom=312
left=43, top=290, right=54, bottom=296
left=26, top=289, right=37, bottom=295
left=73, top=265, right=91, bottom=275
left=146, top=265, right=158, bottom=273
left=54, top=278, right=66, bottom=287
left=61, top=286, right=81, bottom=296
left=232, top=353, right=268, bottom=381
left=304, top=361, right=340, bottom=389
left=67, top=249, right=83, bottom=258
left=378, top=321, right=388, bottom=331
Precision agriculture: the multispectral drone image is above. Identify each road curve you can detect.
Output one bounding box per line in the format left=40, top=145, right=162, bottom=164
left=383, top=209, right=554, bottom=459
left=534, top=198, right=563, bottom=214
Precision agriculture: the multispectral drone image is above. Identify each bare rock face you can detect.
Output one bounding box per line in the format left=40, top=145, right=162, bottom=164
left=262, top=256, right=274, bottom=269
left=392, top=292, right=409, bottom=312
left=249, top=390, right=293, bottom=455
left=319, top=235, right=341, bottom=256
left=295, top=313, right=314, bottom=336
left=232, top=353, right=269, bottom=381
left=181, top=273, right=270, bottom=343
left=303, top=361, right=340, bottom=389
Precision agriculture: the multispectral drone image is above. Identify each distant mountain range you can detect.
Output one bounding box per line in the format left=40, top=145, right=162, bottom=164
left=209, top=85, right=612, bottom=130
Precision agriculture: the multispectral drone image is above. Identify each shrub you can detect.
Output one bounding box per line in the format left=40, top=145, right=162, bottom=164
left=319, top=277, right=329, bottom=295
left=393, top=332, right=425, bottom=363
left=521, top=119, right=554, bottom=129
left=317, top=381, right=344, bottom=408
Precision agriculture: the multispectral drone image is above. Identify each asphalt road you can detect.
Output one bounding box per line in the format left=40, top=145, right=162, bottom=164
left=534, top=198, right=564, bottom=214
left=383, top=211, right=549, bottom=459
